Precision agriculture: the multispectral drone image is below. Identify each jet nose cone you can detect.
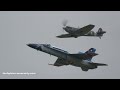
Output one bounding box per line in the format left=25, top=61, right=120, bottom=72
left=27, top=44, right=37, bottom=49
left=27, top=44, right=32, bottom=47
left=27, top=43, right=42, bottom=51
left=27, top=44, right=30, bottom=47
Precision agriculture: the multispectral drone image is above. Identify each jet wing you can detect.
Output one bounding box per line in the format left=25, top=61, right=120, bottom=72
left=56, top=34, right=72, bottom=38
left=53, top=58, right=69, bottom=66
left=69, top=54, right=87, bottom=59
left=75, top=24, right=95, bottom=35
left=69, top=54, right=92, bottom=60
left=90, top=62, right=108, bottom=66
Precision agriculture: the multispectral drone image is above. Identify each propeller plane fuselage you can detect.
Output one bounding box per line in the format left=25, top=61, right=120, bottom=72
left=57, top=24, right=106, bottom=39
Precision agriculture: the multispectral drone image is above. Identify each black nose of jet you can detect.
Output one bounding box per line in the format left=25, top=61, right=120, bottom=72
left=27, top=44, right=38, bottom=49
left=27, top=44, right=42, bottom=51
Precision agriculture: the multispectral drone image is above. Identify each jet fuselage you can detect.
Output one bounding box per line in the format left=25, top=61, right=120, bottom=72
left=27, top=44, right=98, bottom=69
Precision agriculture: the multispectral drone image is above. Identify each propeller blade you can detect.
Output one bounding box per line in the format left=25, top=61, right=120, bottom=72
left=62, top=20, right=68, bottom=26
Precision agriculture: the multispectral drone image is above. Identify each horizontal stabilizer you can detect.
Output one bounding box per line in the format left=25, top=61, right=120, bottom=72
left=96, top=28, right=106, bottom=39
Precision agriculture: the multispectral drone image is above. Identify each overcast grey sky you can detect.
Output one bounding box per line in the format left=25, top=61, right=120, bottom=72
left=0, top=11, right=120, bottom=79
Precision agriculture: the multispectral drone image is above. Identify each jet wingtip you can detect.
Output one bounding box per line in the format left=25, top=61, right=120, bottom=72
left=105, top=64, right=108, bottom=66
left=56, top=36, right=60, bottom=38
left=56, top=35, right=63, bottom=38
left=101, top=63, right=108, bottom=66
left=48, top=63, right=54, bottom=66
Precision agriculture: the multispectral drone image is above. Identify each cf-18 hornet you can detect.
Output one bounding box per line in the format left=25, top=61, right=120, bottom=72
left=27, top=44, right=107, bottom=71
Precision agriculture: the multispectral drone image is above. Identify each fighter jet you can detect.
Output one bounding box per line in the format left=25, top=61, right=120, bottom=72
left=56, top=20, right=106, bottom=39
left=27, top=44, right=107, bottom=71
